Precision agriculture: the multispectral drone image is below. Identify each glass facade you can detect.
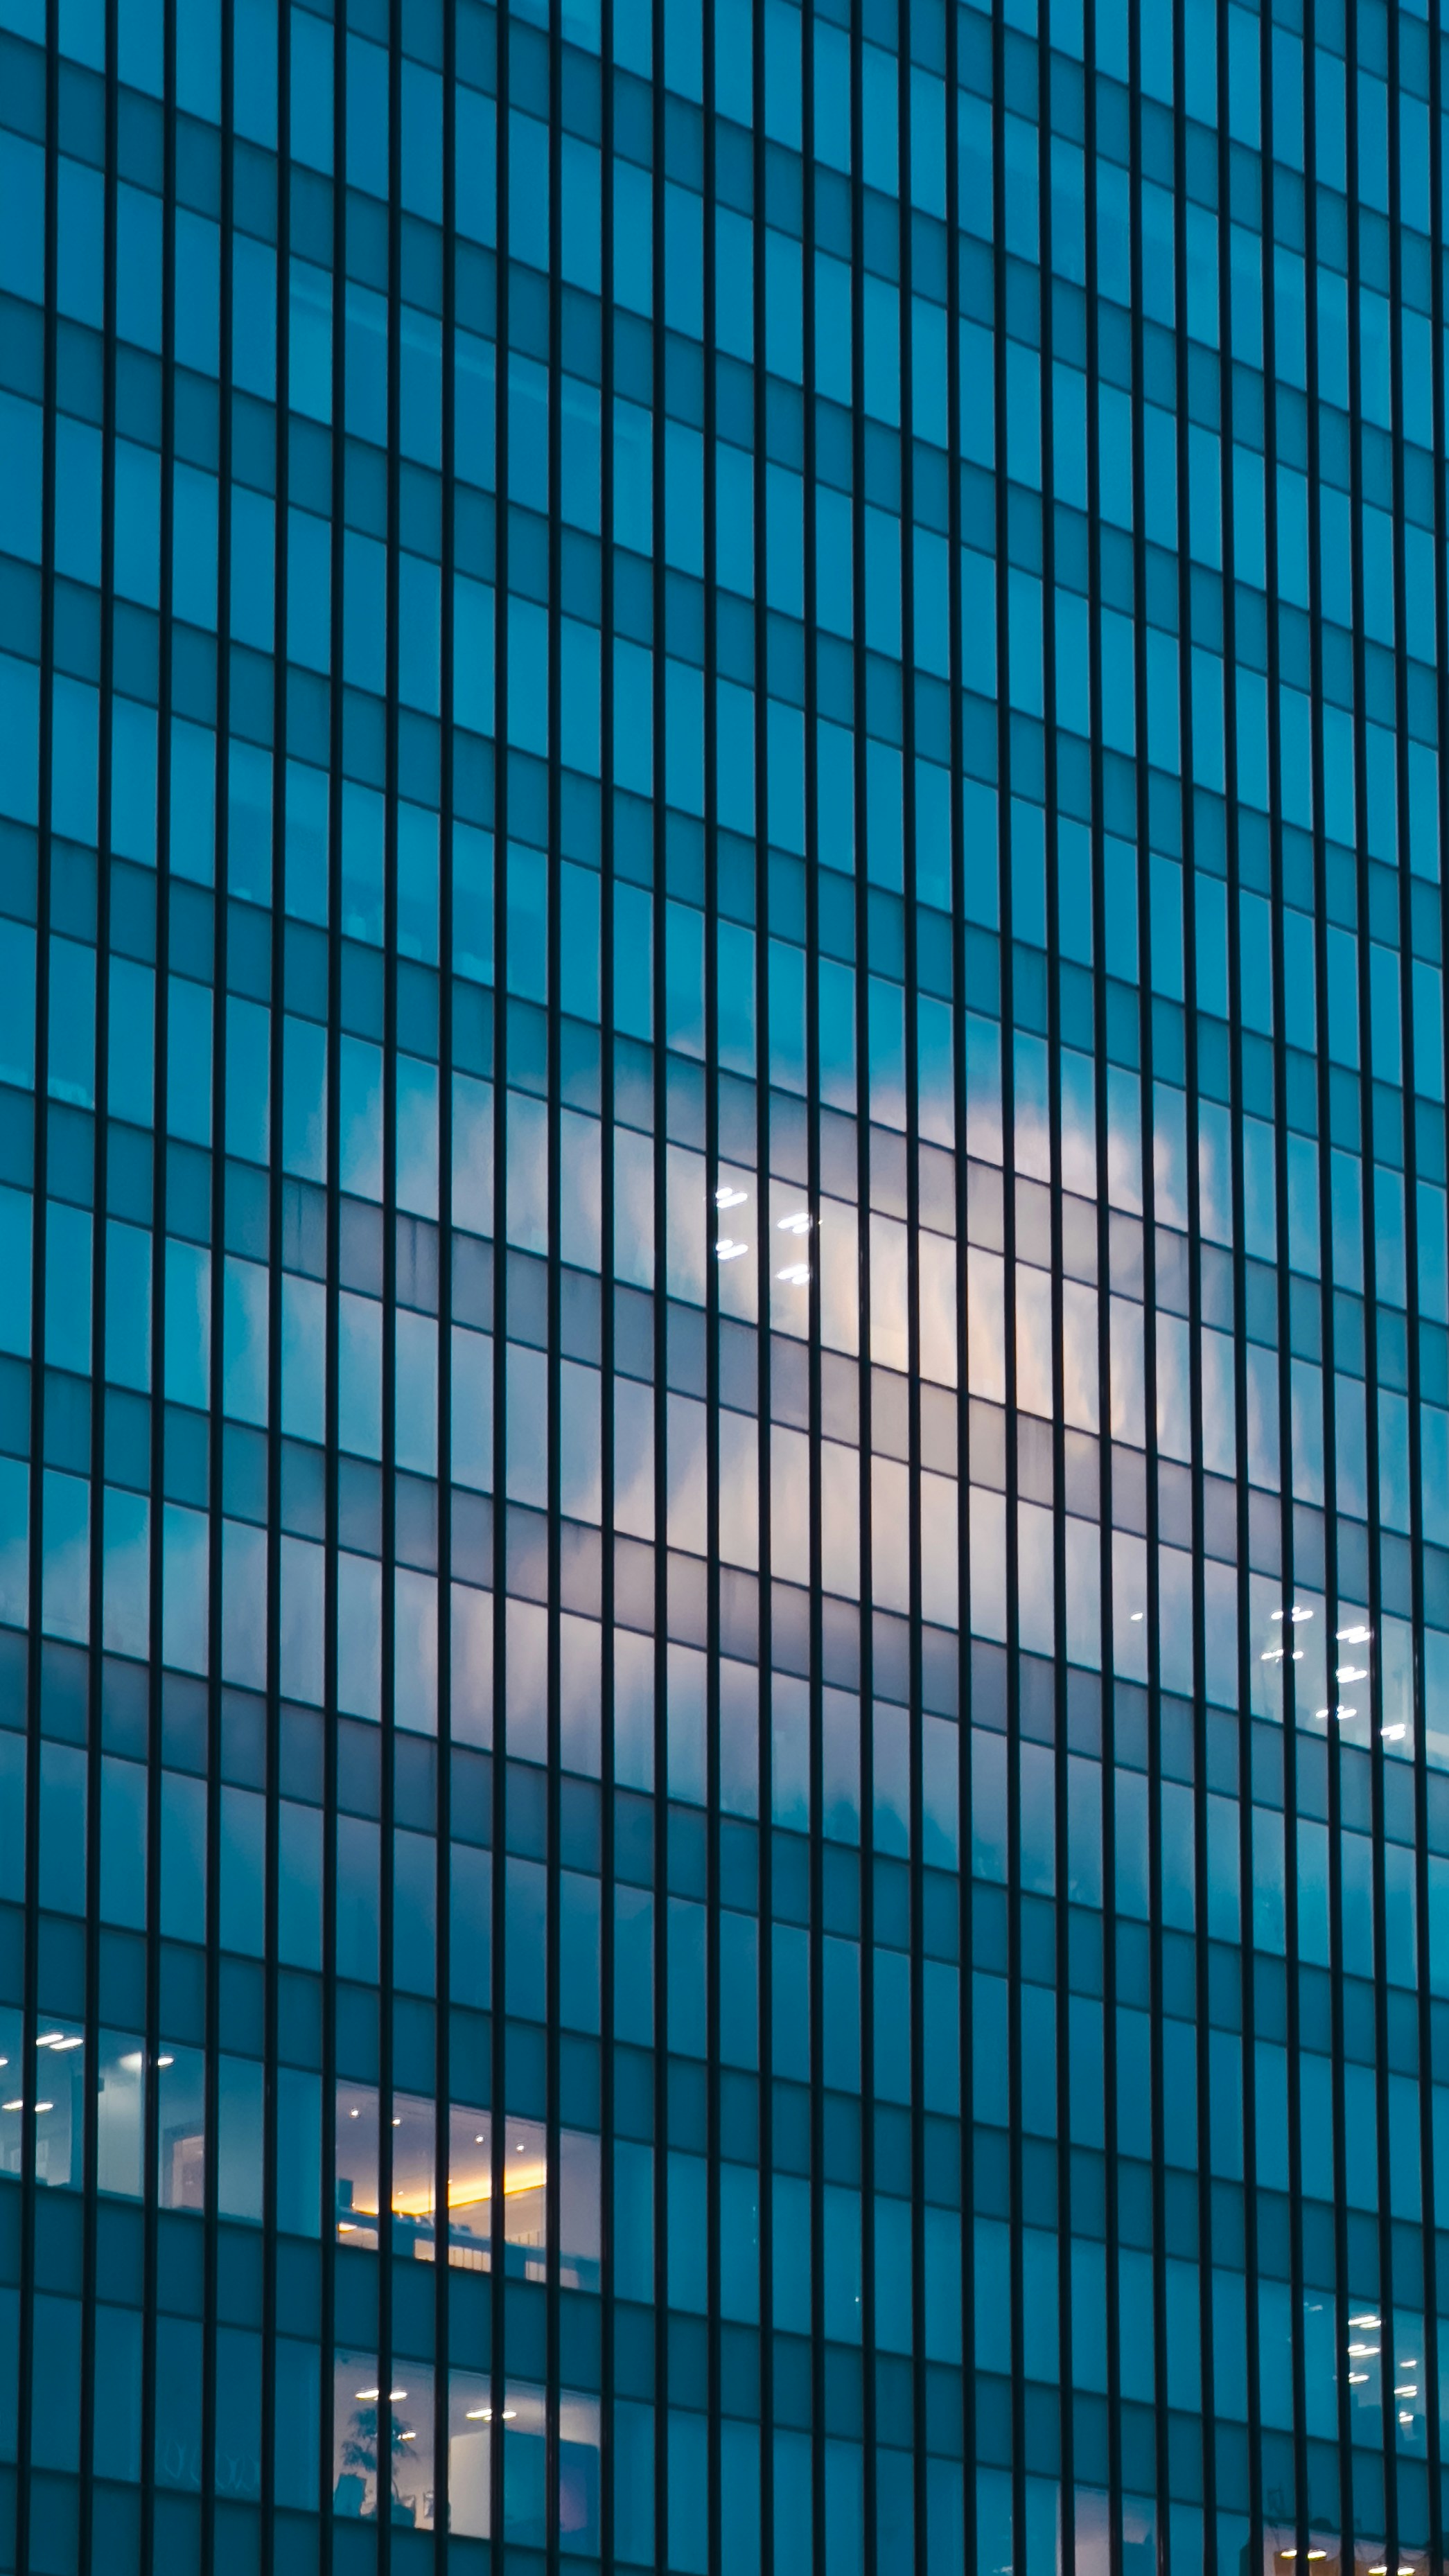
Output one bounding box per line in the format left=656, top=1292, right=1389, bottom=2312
left=0, top=0, right=1447, bottom=2569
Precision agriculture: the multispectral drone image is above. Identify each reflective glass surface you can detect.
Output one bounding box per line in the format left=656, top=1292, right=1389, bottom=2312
left=0, top=0, right=1447, bottom=2569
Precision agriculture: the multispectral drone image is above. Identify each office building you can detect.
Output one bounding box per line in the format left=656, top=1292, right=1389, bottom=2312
left=0, top=0, right=1446, bottom=2570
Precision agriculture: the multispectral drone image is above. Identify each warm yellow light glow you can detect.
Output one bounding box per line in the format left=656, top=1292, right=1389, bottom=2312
left=388, top=2158, right=548, bottom=2221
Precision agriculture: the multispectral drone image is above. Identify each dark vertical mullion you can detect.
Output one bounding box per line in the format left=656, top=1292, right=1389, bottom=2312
left=1080, top=10, right=1125, bottom=2566
left=1384, top=20, right=1440, bottom=2553
left=1166, top=0, right=1218, bottom=2546
left=1403, top=0, right=1433, bottom=2545
left=1122, top=1, right=1173, bottom=2554
left=376, top=0, right=404, bottom=2543
left=209, top=0, right=238, bottom=2543
left=1337, top=48, right=1384, bottom=2539
left=861, top=35, right=886, bottom=2576
left=1342, top=11, right=1400, bottom=2537
left=77, top=0, right=112, bottom=2555
left=1389, top=6, right=1437, bottom=2555
left=318, top=6, right=350, bottom=2556
left=1257, top=62, right=1315, bottom=2537
left=434, top=0, right=459, bottom=2540
left=804, top=5, right=830, bottom=2534
left=843, top=10, right=879, bottom=2570
left=544, top=3, right=565, bottom=2557
left=1206, top=0, right=1263, bottom=2550
left=220, top=0, right=286, bottom=2564
left=939, top=0, right=974, bottom=2510
left=204, top=0, right=240, bottom=2507
left=15, top=3, right=62, bottom=2566
left=1432, top=3, right=1449, bottom=1192
left=1288, top=1, right=1327, bottom=2541
left=895, top=24, right=931, bottom=2576
left=1254, top=18, right=1313, bottom=2548
left=489, top=0, right=511, bottom=2526
left=768, top=10, right=799, bottom=2566
left=1196, top=0, right=1242, bottom=2555
left=1299, top=11, right=1357, bottom=2541
left=699, top=8, right=725, bottom=2573
left=596, top=0, right=619, bottom=2557
left=987, top=2, right=1026, bottom=2553
left=202, top=0, right=241, bottom=2544
left=789, top=20, right=825, bottom=2576
left=140, top=0, right=175, bottom=2539
left=748, top=0, right=775, bottom=2552
left=1249, top=22, right=1288, bottom=2554
left=647, top=3, right=669, bottom=2563
left=1034, top=30, right=1080, bottom=2570
left=1227, top=459, right=1267, bottom=2576
left=258, top=0, right=291, bottom=2548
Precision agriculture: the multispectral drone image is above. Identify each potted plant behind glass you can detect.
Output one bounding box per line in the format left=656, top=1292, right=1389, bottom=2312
left=335, top=2399, right=420, bottom=2523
